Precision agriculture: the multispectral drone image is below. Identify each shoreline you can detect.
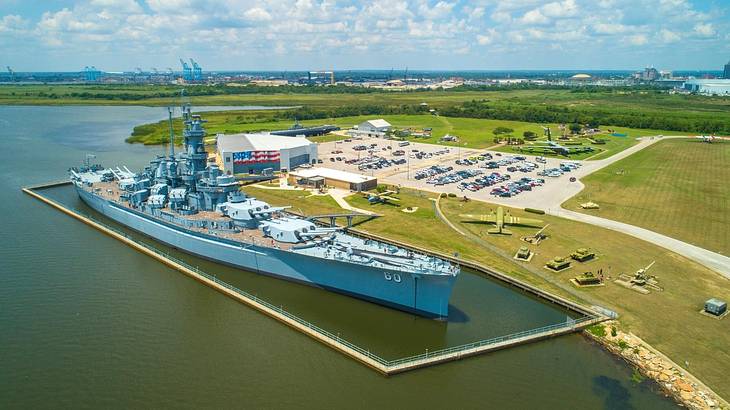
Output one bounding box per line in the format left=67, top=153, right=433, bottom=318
left=585, top=321, right=728, bottom=409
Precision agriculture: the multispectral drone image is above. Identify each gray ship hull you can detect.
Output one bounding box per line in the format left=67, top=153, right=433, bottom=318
left=76, top=187, right=456, bottom=318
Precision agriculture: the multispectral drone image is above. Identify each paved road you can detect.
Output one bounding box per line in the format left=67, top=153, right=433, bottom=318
left=548, top=207, right=730, bottom=278
left=318, top=135, right=730, bottom=278
left=539, top=135, right=730, bottom=279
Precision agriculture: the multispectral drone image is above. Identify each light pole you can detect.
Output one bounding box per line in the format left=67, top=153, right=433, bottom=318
left=407, top=152, right=410, bottom=180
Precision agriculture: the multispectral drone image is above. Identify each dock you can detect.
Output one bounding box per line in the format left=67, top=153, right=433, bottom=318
left=23, top=181, right=608, bottom=375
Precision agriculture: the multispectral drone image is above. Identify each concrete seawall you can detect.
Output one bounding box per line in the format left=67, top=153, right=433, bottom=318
left=24, top=182, right=606, bottom=375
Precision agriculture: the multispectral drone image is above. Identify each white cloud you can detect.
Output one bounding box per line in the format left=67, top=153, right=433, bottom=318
left=0, top=14, right=28, bottom=32
left=693, top=22, right=714, bottom=37
left=243, top=7, right=272, bottom=22
left=520, top=9, right=548, bottom=24
left=469, top=7, right=485, bottom=19
left=490, top=11, right=512, bottom=23
left=658, top=28, right=680, bottom=43
left=627, top=34, right=648, bottom=45
left=90, top=0, right=143, bottom=14
left=2, top=0, right=729, bottom=70
left=419, top=1, right=455, bottom=20
left=593, top=23, right=634, bottom=35
left=476, top=29, right=497, bottom=45
left=542, top=0, right=578, bottom=18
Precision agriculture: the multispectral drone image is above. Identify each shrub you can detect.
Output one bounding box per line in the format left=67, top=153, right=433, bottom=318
left=493, top=126, right=514, bottom=135
left=586, top=324, right=606, bottom=338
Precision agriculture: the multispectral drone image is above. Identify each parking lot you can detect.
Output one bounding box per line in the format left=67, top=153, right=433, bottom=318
left=315, top=136, right=585, bottom=209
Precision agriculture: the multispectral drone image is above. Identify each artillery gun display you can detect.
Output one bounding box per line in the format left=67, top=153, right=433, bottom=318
left=521, top=225, right=550, bottom=245
left=615, top=261, right=663, bottom=294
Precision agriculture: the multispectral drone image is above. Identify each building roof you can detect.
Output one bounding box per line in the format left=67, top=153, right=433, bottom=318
left=571, top=73, right=591, bottom=79
left=289, top=167, right=376, bottom=184
left=217, top=133, right=313, bottom=152
left=361, top=119, right=391, bottom=128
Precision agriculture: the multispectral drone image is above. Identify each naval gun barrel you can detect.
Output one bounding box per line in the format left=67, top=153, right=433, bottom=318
left=300, top=227, right=341, bottom=237
left=250, top=206, right=291, bottom=215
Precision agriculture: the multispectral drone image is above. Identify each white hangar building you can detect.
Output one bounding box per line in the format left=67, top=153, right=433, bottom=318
left=217, top=133, right=318, bottom=175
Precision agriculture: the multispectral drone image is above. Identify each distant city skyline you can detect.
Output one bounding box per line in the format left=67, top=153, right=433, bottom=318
left=1, top=0, right=729, bottom=72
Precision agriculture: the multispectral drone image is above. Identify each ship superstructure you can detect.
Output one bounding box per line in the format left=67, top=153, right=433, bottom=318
left=70, top=106, right=459, bottom=318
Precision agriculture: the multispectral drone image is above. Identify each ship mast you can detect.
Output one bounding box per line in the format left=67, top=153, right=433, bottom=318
left=167, top=106, right=175, bottom=158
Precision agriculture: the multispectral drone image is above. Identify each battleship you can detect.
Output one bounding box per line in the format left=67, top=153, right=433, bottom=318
left=70, top=106, right=459, bottom=318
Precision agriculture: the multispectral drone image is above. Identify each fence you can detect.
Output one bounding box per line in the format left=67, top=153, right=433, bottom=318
left=25, top=186, right=604, bottom=374
left=74, top=208, right=600, bottom=369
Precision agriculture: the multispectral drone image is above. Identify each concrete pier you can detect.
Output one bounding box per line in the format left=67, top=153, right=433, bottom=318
left=24, top=182, right=607, bottom=375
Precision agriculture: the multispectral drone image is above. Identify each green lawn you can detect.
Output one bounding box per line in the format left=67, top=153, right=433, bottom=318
left=129, top=110, right=683, bottom=161
left=438, top=197, right=730, bottom=400
left=491, top=125, right=683, bottom=160
left=3, top=84, right=730, bottom=135
left=243, top=183, right=730, bottom=397
left=564, top=138, right=730, bottom=255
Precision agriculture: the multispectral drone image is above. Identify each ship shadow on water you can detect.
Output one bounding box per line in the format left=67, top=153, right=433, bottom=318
left=446, top=305, right=469, bottom=323
left=38, top=184, right=579, bottom=360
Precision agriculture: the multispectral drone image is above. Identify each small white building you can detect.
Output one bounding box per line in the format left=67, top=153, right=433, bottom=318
left=348, top=119, right=392, bottom=138
left=217, top=133, right=317, bottom=175
left=287, top=167, right=377, bottom=191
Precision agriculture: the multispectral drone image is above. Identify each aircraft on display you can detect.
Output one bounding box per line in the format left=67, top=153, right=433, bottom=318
left=459, top=206, right=543, bottom=235
left=365, top=190, right=400, bottom=205
left=697, top=135, right=717, bottom=143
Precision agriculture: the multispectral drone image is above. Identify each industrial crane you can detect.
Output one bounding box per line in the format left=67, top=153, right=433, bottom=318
left=180, top=58, right=192, bottom=81
left=189, top=58, right=202, bottom=81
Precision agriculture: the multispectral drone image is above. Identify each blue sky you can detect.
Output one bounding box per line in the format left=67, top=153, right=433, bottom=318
left=1, top=0, right=728, bottom=71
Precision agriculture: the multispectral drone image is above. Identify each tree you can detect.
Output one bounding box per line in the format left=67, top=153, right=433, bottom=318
left=569, top=123, right=582, bottom=134
left=493, top=126, right=514, bottom=135
left=523, top=131, right=537, bottom=140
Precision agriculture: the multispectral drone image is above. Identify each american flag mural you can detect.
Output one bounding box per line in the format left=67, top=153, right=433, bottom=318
left=233, top=150, right=280, bottom=164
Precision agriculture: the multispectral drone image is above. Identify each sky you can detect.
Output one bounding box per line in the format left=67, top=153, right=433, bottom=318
left=0, top=0, right=729, bottom=72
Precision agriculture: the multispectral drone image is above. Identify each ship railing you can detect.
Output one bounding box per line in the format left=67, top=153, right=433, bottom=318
left=75, top=210, right=597, bottom=369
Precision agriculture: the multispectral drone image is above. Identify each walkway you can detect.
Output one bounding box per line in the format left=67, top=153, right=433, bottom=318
left=328, top=188, right=379, bottom=216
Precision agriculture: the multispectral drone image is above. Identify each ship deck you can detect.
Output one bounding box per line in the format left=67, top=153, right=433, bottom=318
left=81, top=179, right=457, bottom=275
left=83, top=181, right=296, bottom=250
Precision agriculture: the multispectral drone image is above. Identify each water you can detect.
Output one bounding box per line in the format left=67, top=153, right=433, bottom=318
left=0, top=106, right=676, bottom=409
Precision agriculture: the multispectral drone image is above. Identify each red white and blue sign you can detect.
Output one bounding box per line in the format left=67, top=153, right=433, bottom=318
left=233, top=150, right=280, bottom=164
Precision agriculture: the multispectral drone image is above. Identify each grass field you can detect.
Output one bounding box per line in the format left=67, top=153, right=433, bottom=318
left=564, top=138, right=730, bottom=255
left=127, top=110, right=547, bottom=147
left=438, top=197, right=730, bottom=400
left=128, top=110, right=681, bottom=160
left=492, top=125, right=683, bottom=160
left=243, top=183, right=730, bottom=397
left=2, top=84, right=729, bottom=133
